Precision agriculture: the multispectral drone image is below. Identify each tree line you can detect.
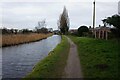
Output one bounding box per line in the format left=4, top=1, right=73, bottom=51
left=1, top=27, right=53, bottom=35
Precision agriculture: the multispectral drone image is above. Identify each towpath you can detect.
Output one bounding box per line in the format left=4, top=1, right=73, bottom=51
left=63, top=36, right=83, bottom=78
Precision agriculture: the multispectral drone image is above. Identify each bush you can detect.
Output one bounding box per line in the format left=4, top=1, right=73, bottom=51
left=110, top=28, right=120, bottom=38
left=78, top=26, right=89, bottom=36
left=36, top=27, right=48, bottom=34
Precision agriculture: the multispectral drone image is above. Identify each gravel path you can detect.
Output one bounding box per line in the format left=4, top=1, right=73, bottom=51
left=63, top=36, right=83, bottom=78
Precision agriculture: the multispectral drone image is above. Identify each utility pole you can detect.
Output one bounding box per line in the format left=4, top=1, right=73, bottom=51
left=93, top=0, right=96, bottom=29
left=118, top=1, right=120, bottom=15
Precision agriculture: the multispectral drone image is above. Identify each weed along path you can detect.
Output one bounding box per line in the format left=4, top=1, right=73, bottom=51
left=63, top=36, right=83, bottom=78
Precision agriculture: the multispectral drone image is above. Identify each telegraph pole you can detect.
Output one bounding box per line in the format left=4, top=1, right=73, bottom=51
left=93, top=0, right=96, bottom=29
left=118, top=1, right=120, bottom=15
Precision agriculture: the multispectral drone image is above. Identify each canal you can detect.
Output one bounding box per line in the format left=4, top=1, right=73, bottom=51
left=1, top=35, right=61, bottom=78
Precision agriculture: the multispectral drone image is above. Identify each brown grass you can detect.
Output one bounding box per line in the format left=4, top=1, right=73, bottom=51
left=1, top=33, right=53, bottom=47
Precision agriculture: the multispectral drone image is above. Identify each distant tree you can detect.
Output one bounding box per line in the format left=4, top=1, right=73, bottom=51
left=35, top=19, right=46, bottom=30
left=102, top=14, right=120, bottom=37
left=0, top=29, right=2, bottom=34
left=2, top=28, right=9, bottom=34
left=40, top=27, right=48, bottom=33
left=102, top=14, right=120, bottom=29
left=10, top=29, right=14, bottom=34
left=78, top=26, right=89, bottom=36
left=22, top=29, right=32, bottom=34
left=14, top=29, right=18, bottom=34
left=36, top=27, right=48, bottom=34
left=10, top=29, right=18, bottom=34
left=35, top=19, right=48, bottom=34
left=58, top=6, right=70, bottom=34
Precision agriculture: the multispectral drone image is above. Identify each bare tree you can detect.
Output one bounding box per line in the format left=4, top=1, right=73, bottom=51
left=35, top=19, right=46, bottom=30
left=35, top=19, right=47, bottom=33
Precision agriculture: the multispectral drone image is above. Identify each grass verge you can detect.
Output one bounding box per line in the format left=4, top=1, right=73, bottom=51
left=24, top=35, right=70, bottom=78
left=68, top=35, right=119, bottom=79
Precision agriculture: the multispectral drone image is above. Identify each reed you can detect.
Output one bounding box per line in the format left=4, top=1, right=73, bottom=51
left=1, top=33, right=53, bottom=47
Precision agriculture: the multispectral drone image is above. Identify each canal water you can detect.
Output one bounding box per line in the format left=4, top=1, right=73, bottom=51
left=1, top=35, right=61, bottom=78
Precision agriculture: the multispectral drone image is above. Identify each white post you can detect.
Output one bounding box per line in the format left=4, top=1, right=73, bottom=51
left=95, top=31, right=96, bottom=38
left=106, top=31, right=108, bottom=40
left=102, top=30, right=104, bottom=39
left=99, top=30, right=101, bottom=39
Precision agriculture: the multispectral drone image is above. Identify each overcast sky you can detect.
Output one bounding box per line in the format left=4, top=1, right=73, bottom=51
left=0, top=0, right=119, bottom=30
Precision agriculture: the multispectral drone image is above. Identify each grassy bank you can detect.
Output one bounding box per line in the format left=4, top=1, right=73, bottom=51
left=25, top=35, right=70, bottom=78
left=1, top=33, right=52, bottom=47
left=68, top=35, right=119, bottom=78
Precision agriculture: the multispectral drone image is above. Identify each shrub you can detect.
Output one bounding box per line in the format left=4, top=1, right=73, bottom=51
left=78, top=26, right=89, bottom=36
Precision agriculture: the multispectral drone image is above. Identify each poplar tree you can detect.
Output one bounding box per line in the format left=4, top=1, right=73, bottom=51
left=58, top=6, right=69, bottom=34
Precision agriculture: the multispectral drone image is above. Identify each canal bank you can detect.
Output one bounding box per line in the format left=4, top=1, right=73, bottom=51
left=25, top=35, right=70, bottom=78
left=2, top=35, right=61, bottom=78
left=2, top=33, right=53, bottom=47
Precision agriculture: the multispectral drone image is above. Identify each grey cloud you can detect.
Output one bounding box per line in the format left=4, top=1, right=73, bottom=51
left=2, top=1, right=118, bottom=30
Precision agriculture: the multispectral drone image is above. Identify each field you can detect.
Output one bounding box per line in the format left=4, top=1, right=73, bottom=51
left=25, top=36, right=70, bottom=78
left=68, top=36, right=119, bottom=79
left=1, top=33, right=52, bottom=47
